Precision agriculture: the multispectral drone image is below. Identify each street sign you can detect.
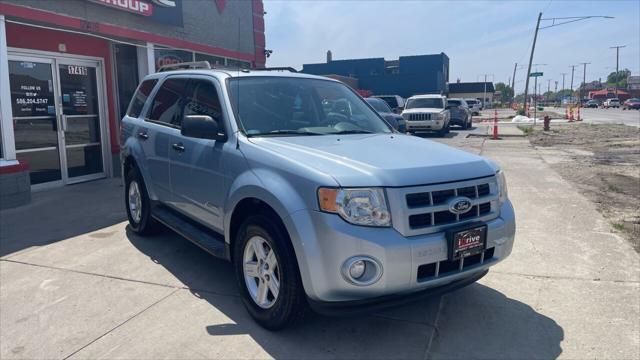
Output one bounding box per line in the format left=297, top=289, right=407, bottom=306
left=530, top=72, right=543, bottom=77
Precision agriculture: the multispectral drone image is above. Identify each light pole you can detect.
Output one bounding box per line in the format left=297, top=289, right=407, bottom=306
left=569, top=65, right=576, bottom=95
left=522, top=14, right=613, bottom=113
left=477, top=73, right=494, bottom=108
left=578, top=62, right=590, bottom=99
left=610, top=45, right=626, bottom=96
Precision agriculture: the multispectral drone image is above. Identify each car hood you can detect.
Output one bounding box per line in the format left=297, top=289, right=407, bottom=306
left=403, top=108, right=445, bottom=114
left=248, top=134, right=496, bottom=187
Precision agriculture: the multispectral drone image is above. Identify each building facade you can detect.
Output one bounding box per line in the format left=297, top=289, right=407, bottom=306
left=301, top=53, right=450, bottom=98
left=0, top=0, right=265, bottom=208
left=448, top=82, right=495, bottom=107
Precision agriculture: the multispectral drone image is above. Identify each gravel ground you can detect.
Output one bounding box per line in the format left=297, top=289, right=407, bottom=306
left=528, top=124, right=640, bottom=251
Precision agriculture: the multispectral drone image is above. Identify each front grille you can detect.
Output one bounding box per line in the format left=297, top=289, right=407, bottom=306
left=407, top=113, right=432, bottom=121
left=387, top=176, right=499, bottom=237
left=417, top=247, right=495, bottom=281
left=405, top=181, right=494, bottom=229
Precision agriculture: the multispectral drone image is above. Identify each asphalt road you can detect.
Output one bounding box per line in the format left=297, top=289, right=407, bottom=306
left=548, top=107, right=640, bottom=127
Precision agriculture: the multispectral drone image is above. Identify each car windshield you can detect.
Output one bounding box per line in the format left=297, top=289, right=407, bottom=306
left=405, top=98, right=444, bottom=109
left=227, top=77, right=392, bottom=137
left=376, top=96, right=398, bottom=108
left=466, top=100, right=477, bottom=105
left=448, top=100, right=461, bottom=106
left=629, top=98, right=640, bottom=102
left=366, top=98, right=392, bottom=113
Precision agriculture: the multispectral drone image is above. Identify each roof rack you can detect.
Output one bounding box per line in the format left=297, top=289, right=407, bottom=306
left=158, top=61, right=212, bottom=72
left=253, top=67, right=298, bottom=73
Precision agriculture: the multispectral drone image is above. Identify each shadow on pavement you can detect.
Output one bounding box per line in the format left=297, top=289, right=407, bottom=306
left=126, top=226, right=563, bottom=359
left=0, top=179, right=126, bottom=257
left=412, top=131, right=460, bottom=139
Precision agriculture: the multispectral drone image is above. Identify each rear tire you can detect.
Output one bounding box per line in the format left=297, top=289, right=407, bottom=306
left=125, top=166, right=161, bottom=235
left=234, top=214, right=307, bottom=330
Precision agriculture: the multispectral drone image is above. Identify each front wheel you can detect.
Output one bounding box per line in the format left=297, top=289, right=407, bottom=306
left=234, top=214, right=307, bottom=330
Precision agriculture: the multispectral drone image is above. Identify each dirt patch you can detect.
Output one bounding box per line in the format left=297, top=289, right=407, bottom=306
left=528, top=124, right=640, bottom=251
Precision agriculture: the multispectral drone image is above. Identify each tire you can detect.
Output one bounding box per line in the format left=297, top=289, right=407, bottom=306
left=438, top=124, right=449, bottom=137
left=234, top=213, right=307, bottom=330
left=125, top=166, right=161, bottom=235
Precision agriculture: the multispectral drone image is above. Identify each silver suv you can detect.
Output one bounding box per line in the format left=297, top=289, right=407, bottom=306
left=121, top=63, right=516, bottom=330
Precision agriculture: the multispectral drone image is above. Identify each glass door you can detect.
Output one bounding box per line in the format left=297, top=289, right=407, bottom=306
left=57, top=60, right=105, bottom=183
left=8, top=57, right=63, bottom=187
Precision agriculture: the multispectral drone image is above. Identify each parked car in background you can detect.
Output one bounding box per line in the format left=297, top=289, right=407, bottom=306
left=365, top=97, right=406, bottom=132
left=401, top=95, right=450, bottom=136
left=603, top=98, right=620, bottom=108
left=121, top=65, right=515, bottom=330
left=622, top=98, right=640, bottom=110
left=478, top=100, right=484, bottom=110
left=446, top=98, right=472, bottom=129
left=584, top=100, right=599, bottom=108
left=464, top=99, right=481, bottom=115
left=373, top=95, right=405, bottom=114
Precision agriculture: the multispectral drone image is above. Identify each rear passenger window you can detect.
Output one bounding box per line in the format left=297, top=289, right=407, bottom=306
left=183, top=79, right=223, bottom=123
left=127, top=79, right=157, bottom=118
left=147, top=78, right=189, bottom=127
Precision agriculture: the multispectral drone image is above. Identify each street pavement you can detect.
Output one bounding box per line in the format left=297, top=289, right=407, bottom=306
left=1, top=125, right=638, bottom=359
left=547, top=106, right=640, bottom=127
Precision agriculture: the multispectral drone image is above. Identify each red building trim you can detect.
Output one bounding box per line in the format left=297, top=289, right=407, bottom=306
left=252, top=0, right=266, bottom=68
left=0, top=3, right=254, bottom=62
left=0, top=160, right=29, bottom=175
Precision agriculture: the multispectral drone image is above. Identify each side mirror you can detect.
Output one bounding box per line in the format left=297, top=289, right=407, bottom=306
left=181, top=115, right=227, bottom=141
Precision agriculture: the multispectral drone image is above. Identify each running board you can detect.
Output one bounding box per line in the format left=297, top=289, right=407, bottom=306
left=151, top=205, right=229, bottom=260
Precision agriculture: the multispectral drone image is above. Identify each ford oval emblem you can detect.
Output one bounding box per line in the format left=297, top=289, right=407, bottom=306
left=449, top=197, right=473, bottom=215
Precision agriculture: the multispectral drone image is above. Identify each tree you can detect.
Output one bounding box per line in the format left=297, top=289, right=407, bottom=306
left=495, top=82, right=514, bottom=101
left=606, top=69, right=631, bottom=88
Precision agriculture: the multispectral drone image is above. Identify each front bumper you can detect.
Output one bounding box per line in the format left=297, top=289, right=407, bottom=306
left=284, top=200, right=515, bottom=303
left=405, top=120, right=445, bottom=131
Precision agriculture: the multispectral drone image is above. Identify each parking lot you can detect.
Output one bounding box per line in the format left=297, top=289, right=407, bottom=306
left=1, top=124, right=638, bottom=359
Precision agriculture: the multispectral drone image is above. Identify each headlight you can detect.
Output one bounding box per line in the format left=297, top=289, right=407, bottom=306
left=496, top=170, right=508, bottom=205
left=437, top=113, right=445, bottom=120
left=318, top=187, right=391, bottom=227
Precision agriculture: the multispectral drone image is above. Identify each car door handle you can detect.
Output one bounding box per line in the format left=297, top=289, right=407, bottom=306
left=172, top=143, right=185, bottom=152
left=137, top=132, right=149, bottom=140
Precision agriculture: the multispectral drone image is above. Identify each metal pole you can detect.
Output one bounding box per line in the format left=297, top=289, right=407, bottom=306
left=512, top=62, right=517, bottom=104
left=483, top=74, right=487, bottom=109
left=534, top=76, right=538, bottom=125
left=523, top=12, right=542, bottom=114
left=579, top=62, right=590, bottom=99
left=570, top=65, right=575, bottom=93
left=609, top=45, right=625, bottom=96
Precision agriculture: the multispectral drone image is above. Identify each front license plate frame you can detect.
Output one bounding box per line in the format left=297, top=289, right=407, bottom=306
left=447, top=224, right=487, bottom=260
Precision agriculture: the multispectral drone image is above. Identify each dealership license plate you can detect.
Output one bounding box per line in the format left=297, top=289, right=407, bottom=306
left=448, top=225, right=487, bottom=260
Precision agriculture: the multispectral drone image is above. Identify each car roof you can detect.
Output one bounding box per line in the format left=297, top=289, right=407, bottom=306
left=141, top=68, right=337, bottom=83
left=408, top=94, right=445, bottom=99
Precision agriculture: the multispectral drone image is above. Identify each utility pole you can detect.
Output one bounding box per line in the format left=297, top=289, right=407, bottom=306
left=569, top=65, right=576, bottom=101
left=512, top=62, right=518, bottom=103
left=610, top=45, right=626, bottom=96
left=561, top=72, right=567, bottom=95
left=523, top=12, right=542, bottom=113
left=554, top=80, right=558, bottom=105
left=579, top=62, right=590, bottom=99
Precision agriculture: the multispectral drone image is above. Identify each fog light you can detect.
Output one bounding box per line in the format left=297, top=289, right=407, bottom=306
left=349, top=260, right=366, bottom=279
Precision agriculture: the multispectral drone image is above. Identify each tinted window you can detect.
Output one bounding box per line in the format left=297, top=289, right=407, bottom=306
left=366, top=98, right=392, bottom=113
left=466, top=100, right=477, bottom=105
left=127, top=79, right=157, bottom=118
left=147, top=78, right=188, bottom=127
left=447, top=100, right=462, bottom=106
left=183, top=79, right=224, bottom=123
left=405, top=98, right=444, bottom=109
left=377, top=96, right=398, bottom=108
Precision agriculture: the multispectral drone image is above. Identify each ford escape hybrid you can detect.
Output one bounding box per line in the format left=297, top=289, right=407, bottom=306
left=121, top=62, right=516, bottom=330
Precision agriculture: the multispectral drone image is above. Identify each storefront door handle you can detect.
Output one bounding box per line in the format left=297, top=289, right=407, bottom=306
left=172, top=143, right=185, bottom=152
left=61, top=114, right=68, bottom=132
left=137, top=132, right=149, bottom=140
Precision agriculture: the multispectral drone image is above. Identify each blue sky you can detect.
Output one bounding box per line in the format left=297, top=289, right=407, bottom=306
left=263, top=0, right=640, bottom=94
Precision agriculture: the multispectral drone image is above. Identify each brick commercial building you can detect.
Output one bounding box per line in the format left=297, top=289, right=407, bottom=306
left=0, top=0, right=266, bottom=208
left=301, top=53, right=450, bottom=98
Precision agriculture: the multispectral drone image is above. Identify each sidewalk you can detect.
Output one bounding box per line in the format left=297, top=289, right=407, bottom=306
left=1, top=136, right=638, bottom=359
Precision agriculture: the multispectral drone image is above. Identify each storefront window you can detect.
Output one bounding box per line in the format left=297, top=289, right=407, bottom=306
left=226, top=59, right=251, bottom=69
left=113, top=44, right=139, bottom=119
left=154, top=48, right=193, bottom=71
left=195, top=53, right=225, bottom=67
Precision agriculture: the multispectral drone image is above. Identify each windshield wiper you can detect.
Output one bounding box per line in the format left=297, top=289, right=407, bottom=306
left=249, top=130, right=323, bottom=137
left=331, top=130, right=374, bottom=135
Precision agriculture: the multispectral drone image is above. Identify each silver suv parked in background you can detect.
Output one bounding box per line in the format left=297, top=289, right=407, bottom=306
left=464, top=98, right=481, bottom=115
left=121, top=63, right=515, bottom=330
